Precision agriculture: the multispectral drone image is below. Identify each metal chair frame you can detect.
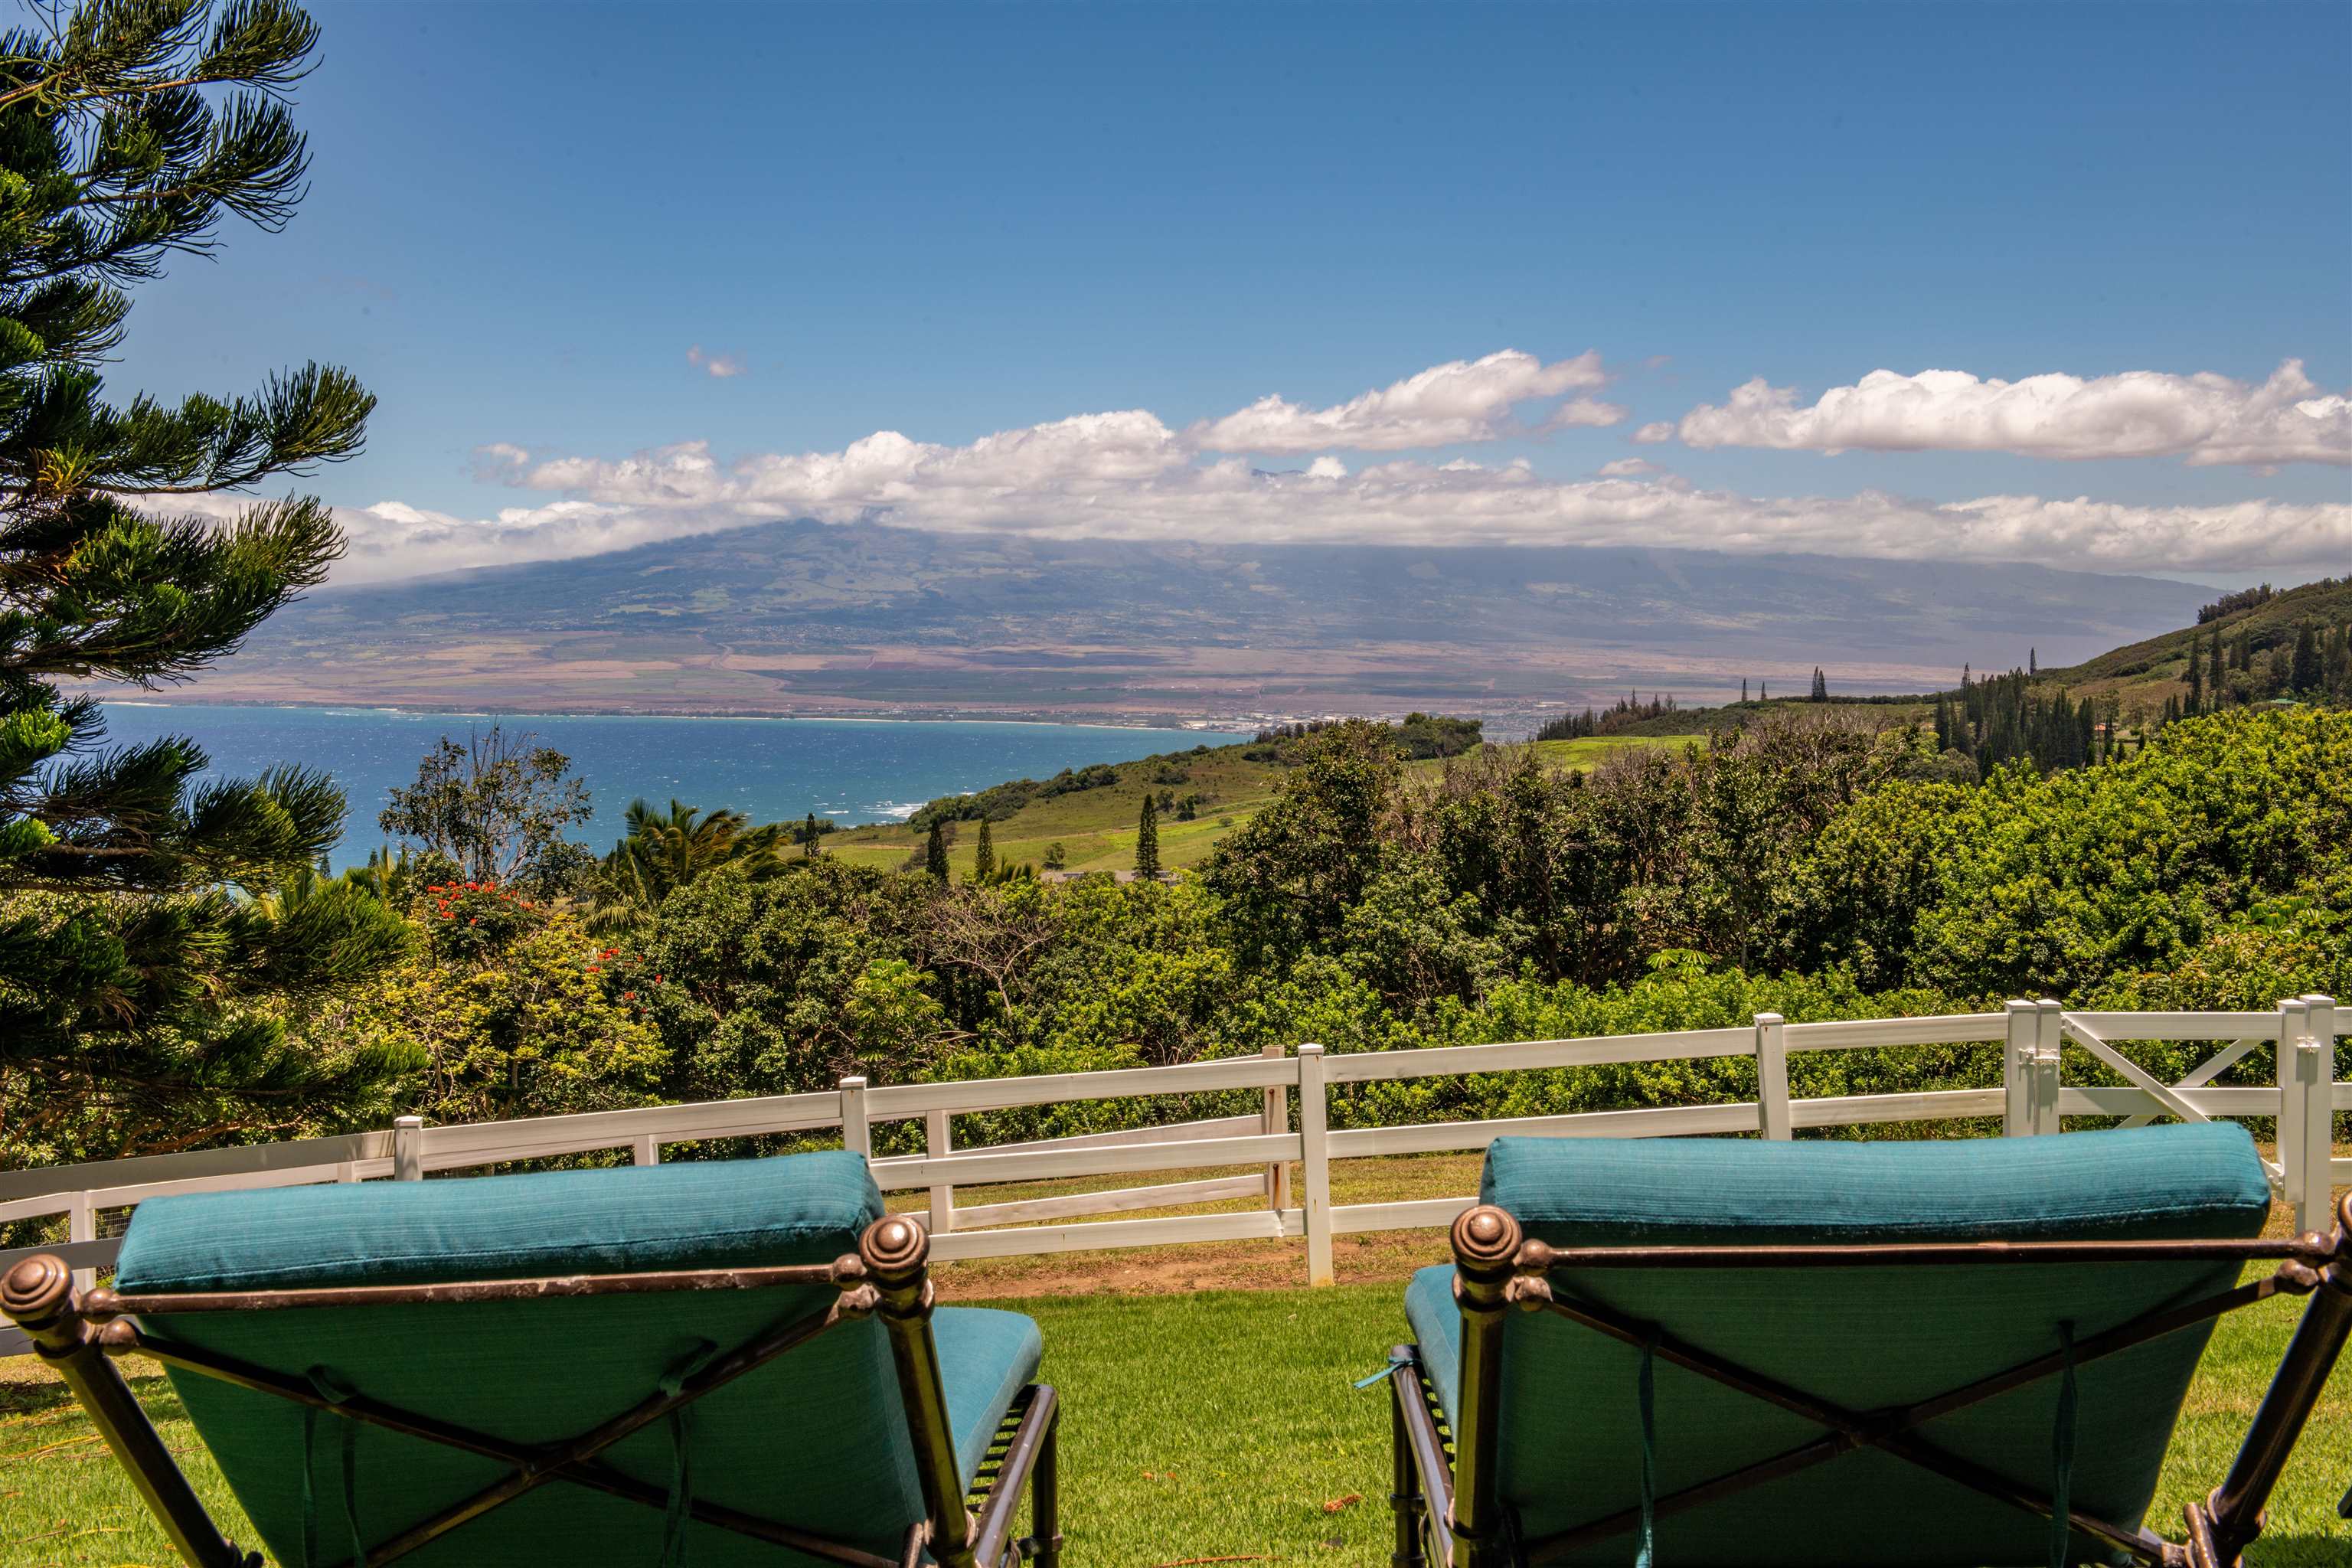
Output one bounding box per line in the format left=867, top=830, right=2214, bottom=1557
left=1392, top=1192, right=2352, bottom=1568
left=3, top=1215, right=1060, bottom=1568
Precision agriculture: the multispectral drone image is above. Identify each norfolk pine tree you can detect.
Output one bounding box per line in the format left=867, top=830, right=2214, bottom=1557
left=1134, top=793, right=1159, bottom=880
left=0, top=0, right=410, bottom=1163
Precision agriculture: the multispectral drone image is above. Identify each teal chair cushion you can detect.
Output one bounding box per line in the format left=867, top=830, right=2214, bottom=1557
left=116, top=1153, right=1041, bottom=1568
left=1411, top=1125, right=2273, bottom=1566
left=934, top=1304, right=1046, bottom=1483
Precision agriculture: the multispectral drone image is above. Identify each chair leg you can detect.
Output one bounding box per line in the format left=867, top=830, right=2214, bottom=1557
left=1390, top=1360, right=1425, bottom=1568
left=3, top=1257, right=255, bottom=1568
left=2189, top=1193, right=2352, bottom=1566
left=1030, top=1402, right=1061, bottom=1568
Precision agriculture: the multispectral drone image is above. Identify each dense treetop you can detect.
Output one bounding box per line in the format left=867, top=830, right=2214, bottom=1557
left=0, top=0, right=403, bottom=1166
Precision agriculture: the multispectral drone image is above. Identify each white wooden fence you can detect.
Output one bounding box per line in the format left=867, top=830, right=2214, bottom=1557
left=1, top=998, right=2344, bottom=1357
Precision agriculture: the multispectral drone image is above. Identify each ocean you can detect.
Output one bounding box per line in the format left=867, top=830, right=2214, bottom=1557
left=94, top=704, right=1244, bottom=871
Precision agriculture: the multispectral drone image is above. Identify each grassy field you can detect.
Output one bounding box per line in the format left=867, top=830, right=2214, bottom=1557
left=5, top=1155, right=2346, bottom=1565
left=2, top=1273, right=2344, bottom=1566
left=822, top=733, right=1704, bottom=880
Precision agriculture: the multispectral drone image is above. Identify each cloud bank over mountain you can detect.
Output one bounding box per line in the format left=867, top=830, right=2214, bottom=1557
left=155, top=349, right=2349, bottom=585
left=1667, top=360, right=2350, bottom=467
left=1186, top=349, right=1620, bottom=452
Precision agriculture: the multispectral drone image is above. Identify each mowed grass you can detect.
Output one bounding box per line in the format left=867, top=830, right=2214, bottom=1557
left=5, top=1172, right=2347, bottom=1566
left=822, top=733, right=1704, bottom=880
left=1, top=1276, right=2345, bottom=1565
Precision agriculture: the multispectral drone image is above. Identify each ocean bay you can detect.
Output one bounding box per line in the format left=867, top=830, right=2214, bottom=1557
left=94, top=704, right=1236, bottom=870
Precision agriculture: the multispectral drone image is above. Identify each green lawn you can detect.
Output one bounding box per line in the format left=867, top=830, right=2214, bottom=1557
left=3, top=1271, right=2344, bottom=1565
left=823, top=733, right=1705, bottom=880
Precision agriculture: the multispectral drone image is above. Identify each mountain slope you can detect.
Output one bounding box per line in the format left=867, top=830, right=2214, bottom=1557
left=2043, top=577, right=2351, bottom=704
left=180, top=518, right=2207, bottom=722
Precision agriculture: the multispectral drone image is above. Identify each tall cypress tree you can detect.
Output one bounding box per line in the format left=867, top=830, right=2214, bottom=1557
left=923, top=820, right=949, bottom=880
left=0, top=0, right=412, bottom=1164
left=2290, top=624, right=2321, bottom=694
left=972, top=818, right=995, bottom=883
left=1134, top=794, right=1159, bottom=880
left=1808, top=667, right=1828, bottom=703
left=802, top=811, right=821, bottom=858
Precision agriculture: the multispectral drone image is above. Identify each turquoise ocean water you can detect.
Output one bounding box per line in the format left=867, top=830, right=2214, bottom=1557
left=94, top=704, right=1240, bottom=871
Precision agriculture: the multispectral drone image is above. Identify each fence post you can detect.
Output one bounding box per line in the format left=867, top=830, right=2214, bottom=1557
left=839, top=1076, right=871, bottom=1161
left=392, top=1116, right=424, bottom=1181
left=1298, top=1043, right=1334, bottom=1287
left=2031, top=1000, right=2065, bottom=1136
left=925, top=1108, right=956, bottom=1233
left=2277, top=997, right=2311, bottom=1224
left=1754, top=1013, right=1791, bottom=1140
left=1262, top=1043, right=1292, bottom=1212
left=66, top=1190, right=94, bottom=1295
left=632, top=1135, right=660, bottom=1168
left=2283, top=996, right=2334, bottom=1235
left=2003, top=1001, right=2034, bottom=1136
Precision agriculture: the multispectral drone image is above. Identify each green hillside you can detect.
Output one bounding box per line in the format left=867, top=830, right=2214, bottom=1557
left=2040, top=577, right=2352, bottom=705
left=822, top=731, right=1700, bottom=878
left=1522, top=576, right=2350, bottom=746
left=822, top=576, right=2350, bottom=880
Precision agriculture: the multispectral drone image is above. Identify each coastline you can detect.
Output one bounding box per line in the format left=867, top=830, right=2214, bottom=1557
left=85, top=694, right=1294, bottom=734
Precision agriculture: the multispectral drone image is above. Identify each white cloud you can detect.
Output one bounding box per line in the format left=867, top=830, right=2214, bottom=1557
left=368, top=413, right=2348, bottom=583
left=204, top=348, right=2342, bottom=587
left=1186, top=349, right=1619, bottom=452
left=469, top=443, right=531, bottom=482
left=1672, top=359, right=2350, bottom=467
left=687, top=345, right=748, bottom=380
left=1632, top=421, right=1676, bottom=444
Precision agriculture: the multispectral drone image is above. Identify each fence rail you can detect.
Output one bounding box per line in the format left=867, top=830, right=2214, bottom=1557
left=1, top=997, right=2343, bottom=1357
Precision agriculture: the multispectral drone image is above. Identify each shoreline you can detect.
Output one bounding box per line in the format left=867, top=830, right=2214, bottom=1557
left=92, top=695, right=1265, bottom=735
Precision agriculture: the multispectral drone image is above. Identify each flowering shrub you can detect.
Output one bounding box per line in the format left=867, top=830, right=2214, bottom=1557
left=294, top=887, right=663, bottom=1132
left=420, top=880, right=542, bottom=962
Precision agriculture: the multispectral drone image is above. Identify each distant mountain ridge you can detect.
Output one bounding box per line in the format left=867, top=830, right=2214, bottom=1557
left=184, top=518, right=2207, bottom=722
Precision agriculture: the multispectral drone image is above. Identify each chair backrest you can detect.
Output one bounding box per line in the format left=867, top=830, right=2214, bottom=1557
left=1472, top=1124, right=2273, bottom=1566
left=113, top=1152, right=932, bottom=1566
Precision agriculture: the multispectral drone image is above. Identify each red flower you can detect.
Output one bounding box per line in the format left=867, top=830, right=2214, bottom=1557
left=622, top=991, right=635, bottom=1001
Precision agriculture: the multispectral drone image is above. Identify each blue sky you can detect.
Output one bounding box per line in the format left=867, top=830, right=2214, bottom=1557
left=116, top=2, right=2350, bottom=583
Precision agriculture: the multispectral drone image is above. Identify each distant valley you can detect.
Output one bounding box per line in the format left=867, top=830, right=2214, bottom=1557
left=169, top=519, right=2209, bottom=725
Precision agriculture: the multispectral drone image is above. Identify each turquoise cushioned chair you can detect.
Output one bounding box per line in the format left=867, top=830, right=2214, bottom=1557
left=1389, top=1125, right=2350, bottom=1568
left=6, top=1152, right=1060, bottom=1568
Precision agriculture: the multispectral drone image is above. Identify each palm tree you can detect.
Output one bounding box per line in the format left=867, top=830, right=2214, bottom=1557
left=590, top=799, right=789, bottom=929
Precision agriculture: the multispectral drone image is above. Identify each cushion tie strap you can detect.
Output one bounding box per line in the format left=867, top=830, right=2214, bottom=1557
left=1634, top=1324, right=1659, bottom=1568
left=301, top=1367, right=366, bottom=1568
left=1354, top=1353, right=1413, bottom=1390
left=2049, top=1321, right=2078, bottom=1568
left=658, top=1341, right=722, bottom=1568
